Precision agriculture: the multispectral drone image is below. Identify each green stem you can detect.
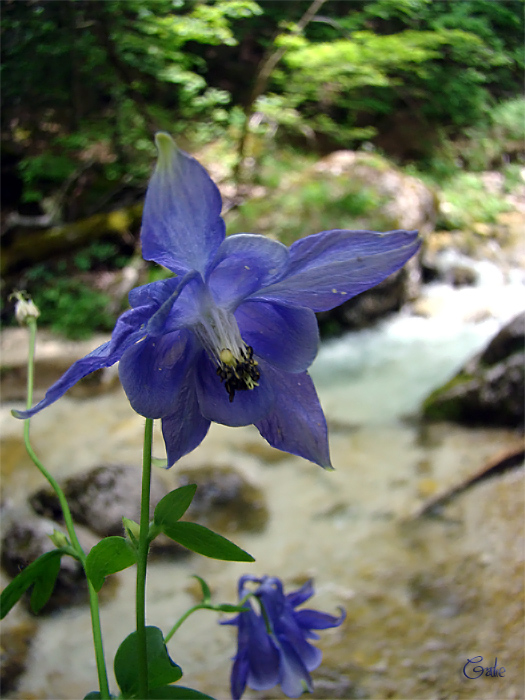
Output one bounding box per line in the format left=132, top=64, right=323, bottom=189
left=136, top=417, right=154, bottom=698
left=88, top=582, right=112, bottom=698
left=23, top=319, right=111, bottom=699
left=165, top=593, right=254, bottom=644
left=164, top=604, right=203, bottom=644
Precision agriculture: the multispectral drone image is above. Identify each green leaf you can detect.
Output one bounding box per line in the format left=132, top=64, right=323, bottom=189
left=114, top=626, right=182, bottom=697
left=122, top=517, right=140, bottom=548
left=85, top=537, right=137, bottom=592
left=160, top=522, right=255, bottom=562
left=0, top=549, right=65, bottom=618
left=192, top=575, right=211, bottom=602
left=153, top=485, right=198, bottom=527
left=148, top=686, right=215, bottom=699
left=212, top=603, right=249, bottom=613
left=30, top=551, right=62, bottom=613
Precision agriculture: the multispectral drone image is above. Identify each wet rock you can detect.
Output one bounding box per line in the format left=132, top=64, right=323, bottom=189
left=422, top=312, right=525, bottom=427
left=29, top=464, right=190, bottom=560
left=177, top=465, right=269, bottom=533
left=421, top=244, right=481, bottom=287
left=30, top=464, right=167, bottom=538
left=319, top=467, right=524, bottom=700
left=0, top=436, right=29, bottom=480
left=1, top=516, right=92, bottom=612
left=480, top=312, right=525, bottom=365
left=0, top=619, right=38, bottom=692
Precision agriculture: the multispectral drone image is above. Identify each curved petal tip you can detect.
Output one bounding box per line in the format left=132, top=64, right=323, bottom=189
left=155, top=131, right=179, bottom=171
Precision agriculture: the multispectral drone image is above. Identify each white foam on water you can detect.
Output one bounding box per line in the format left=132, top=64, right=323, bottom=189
left=311, top=269, right=525, bottom=424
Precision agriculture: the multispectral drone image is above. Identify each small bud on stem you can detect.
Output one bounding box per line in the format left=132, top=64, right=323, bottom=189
left=10, top=291, right=40, bottom=326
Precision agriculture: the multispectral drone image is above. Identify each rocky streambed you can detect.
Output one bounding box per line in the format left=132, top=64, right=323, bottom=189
left=1, top=263, right=524, bottom=699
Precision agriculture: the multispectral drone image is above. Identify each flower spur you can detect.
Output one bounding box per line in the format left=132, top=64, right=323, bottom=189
left=15, top=133, right=421, bottom=468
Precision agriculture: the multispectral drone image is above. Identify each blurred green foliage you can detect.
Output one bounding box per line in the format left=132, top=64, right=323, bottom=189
left=1, top=0, right=523, bottom=337
left=25, top=263, right=117, bottom=340
left=435, top=172, right=513, bottom=230
left=12, top=241, right=134, bottom=338
left=226, top=152, right=392, bottom=246
left=2, top=0, right=522, bottom=192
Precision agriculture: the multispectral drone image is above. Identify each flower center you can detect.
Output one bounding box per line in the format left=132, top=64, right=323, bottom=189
left=194, top=305, right=260, bottom=402
left=216, top=345, right=260, bottom=403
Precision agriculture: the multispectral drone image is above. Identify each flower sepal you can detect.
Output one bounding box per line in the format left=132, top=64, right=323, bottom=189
left=223, top=575, right=345, bottom=699
left=13, top=131, right=421, bottom=471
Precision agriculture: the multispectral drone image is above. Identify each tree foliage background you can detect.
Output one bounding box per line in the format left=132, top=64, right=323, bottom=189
left=2, top=0, right=523, bottom=199
left=1, top=0, right=523, bottom=335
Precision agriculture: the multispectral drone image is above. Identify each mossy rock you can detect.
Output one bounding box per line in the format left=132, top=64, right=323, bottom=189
left=423, top=313, right=525, bottom=427
left=422, top=372, right=476, bottom=422
left=226, top=150, right=437, bottom=248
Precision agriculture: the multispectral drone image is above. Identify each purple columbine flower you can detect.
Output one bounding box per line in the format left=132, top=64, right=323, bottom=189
left=15, top=133, right=420, bottom=467
left=222, top=575, right=345, bottom=699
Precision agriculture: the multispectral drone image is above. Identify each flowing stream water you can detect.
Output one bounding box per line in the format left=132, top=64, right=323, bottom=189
left=1, top=260, right=524, bottom=700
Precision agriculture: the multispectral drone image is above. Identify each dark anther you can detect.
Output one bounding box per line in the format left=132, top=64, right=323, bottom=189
left=216, top=345, right=260, bottom=402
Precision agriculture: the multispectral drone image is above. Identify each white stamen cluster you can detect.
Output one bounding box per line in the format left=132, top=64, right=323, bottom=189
left=194, top=305, right=260, bottom=402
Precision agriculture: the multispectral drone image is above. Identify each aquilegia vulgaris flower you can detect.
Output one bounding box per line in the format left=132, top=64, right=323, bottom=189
left=15, top=133, right=420, bottom=467
left=222, top=575, right=345, bottom=699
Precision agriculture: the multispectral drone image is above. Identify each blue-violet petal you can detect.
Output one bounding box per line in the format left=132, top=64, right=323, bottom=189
left=251, top=228, right=421, bottom=312
left=294, top=608, right=346, bottom=630
left=235, top=300, right=318, bottom=373
left=141, top=133, right=225, bottom=275
left=196, top=352, right=274, bottom=427
left=161, top=366, right=211, bottom=466
left=118, top=330, right=196, bottom=419
left=277, top=638, right=313, bottom=698
left=255, top=368, right=331, bottom=468
left=13, top=306, right=150, bottom=419
left=286, top=579, right=315, bottom=608
left=128, top=277, right=180, bottom=310
left=207, top=234, right=289, bottom=308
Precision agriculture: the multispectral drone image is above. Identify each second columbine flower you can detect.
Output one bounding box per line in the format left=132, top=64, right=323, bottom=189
left=222, top=575, right=345, bottom=699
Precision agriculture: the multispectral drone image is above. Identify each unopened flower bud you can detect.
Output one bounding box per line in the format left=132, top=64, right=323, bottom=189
left=49, top=529, right=69, bottom=549
left=12, top=292, right=40, bottom=325
left=123, top=517, right=140, bottom=545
